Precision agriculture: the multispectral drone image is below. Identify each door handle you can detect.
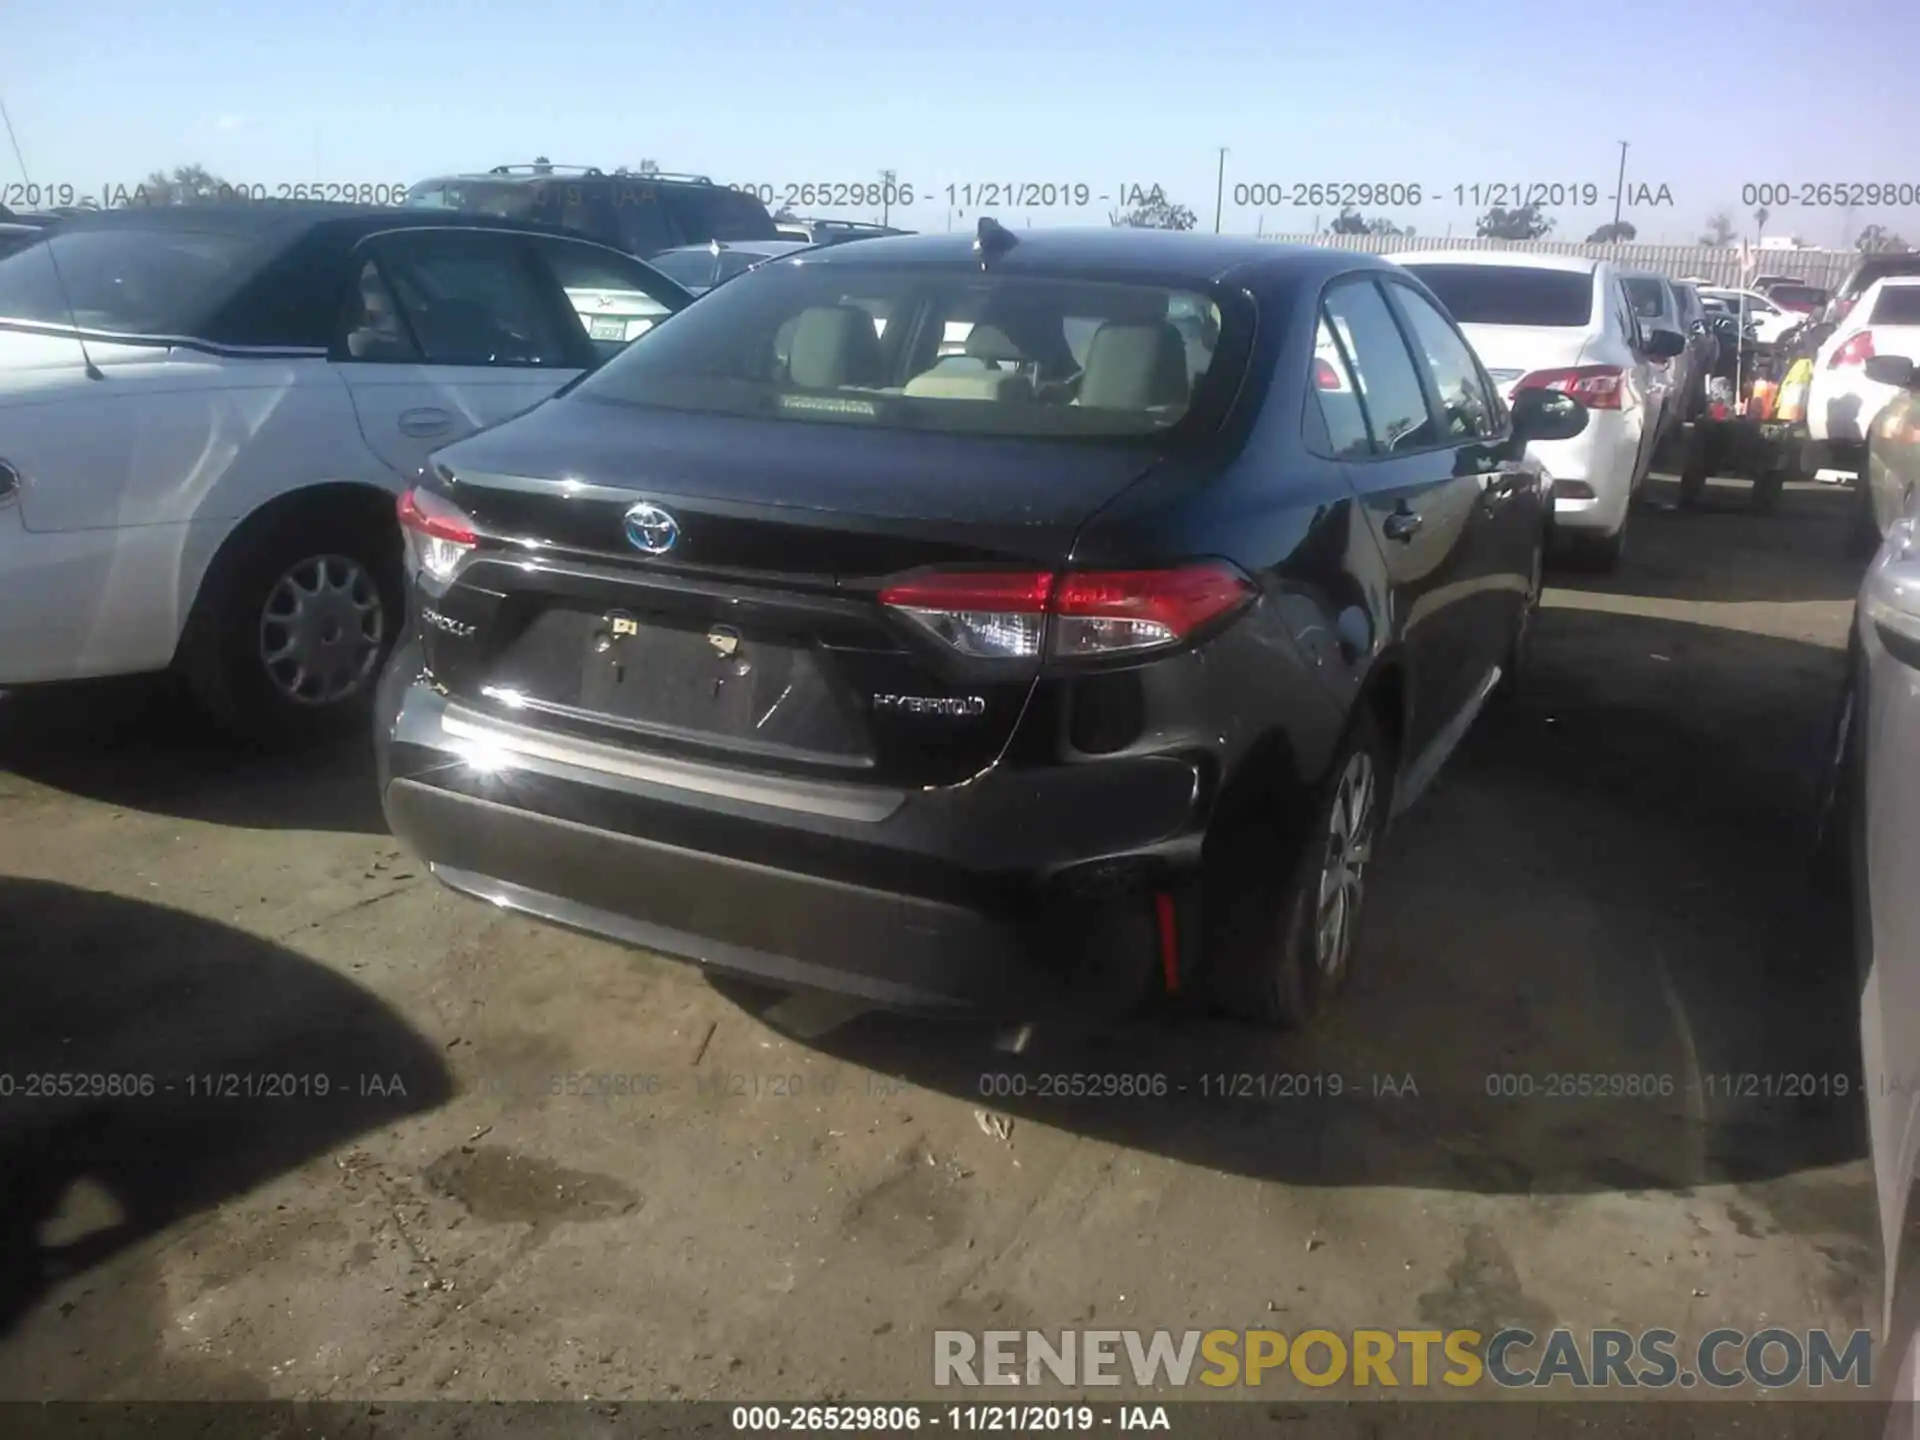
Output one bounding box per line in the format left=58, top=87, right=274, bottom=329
left=1383, top=508, right=1423, bottom=542
left=398, top=407, right=453, bottom=438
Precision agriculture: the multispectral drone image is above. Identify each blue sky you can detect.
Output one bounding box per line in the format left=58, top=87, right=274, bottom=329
left=6, top=0, right=1918, bottom=246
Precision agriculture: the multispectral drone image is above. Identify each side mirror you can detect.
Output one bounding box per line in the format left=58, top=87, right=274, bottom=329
left=1643, top=327, right=1688, bottom=361
left=1510, top=387, right=1589, bottom=444
left=1864, top=355, right=1918, bottom=389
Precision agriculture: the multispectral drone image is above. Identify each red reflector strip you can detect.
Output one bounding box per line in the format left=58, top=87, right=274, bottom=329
left=877, top=572, right=1054, bottom=612
left=1154, top=891, right=1180, bottom=994
left=397, top=486, right=477, bottom=544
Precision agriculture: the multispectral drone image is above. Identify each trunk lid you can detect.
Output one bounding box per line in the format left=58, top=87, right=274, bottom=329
left=422, top=399, right=1164, bottom=787
left=1454, top=323, right=1602, bottom=394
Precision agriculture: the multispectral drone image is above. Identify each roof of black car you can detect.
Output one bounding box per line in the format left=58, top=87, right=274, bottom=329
left=43, top=201, right=612, bottom=247
left=792, top=228, right=1386, bottom=285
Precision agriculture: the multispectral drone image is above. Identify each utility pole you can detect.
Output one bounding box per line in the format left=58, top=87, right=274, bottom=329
left=1214, top=147, right=1227, bottom=234
left=880, top=168, right=896, bottom=227
left=1612, top=141, right=1629, bottom=228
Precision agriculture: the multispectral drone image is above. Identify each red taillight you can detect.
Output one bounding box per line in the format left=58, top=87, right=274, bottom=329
left=1313, top=357, right=1343, bottom=391
left=1831, top=331, right=1876, bottom=369
left=397, top=485, right=478, bottom=581
left=878, top=562, right=1256, bottom=660
left=1513, top=364, right=1626, bottom=411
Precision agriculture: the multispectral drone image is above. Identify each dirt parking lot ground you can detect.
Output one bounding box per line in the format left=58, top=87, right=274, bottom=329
left=0, top=474, right=1882, bottom=1404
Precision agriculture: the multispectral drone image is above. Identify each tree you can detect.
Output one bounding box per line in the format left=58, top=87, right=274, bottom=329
left=1329, top=206, right=1413, bottom=237
left=772, top=204, right=799, bottom=222
left=136, top=163, right=233, bottom=205
left=1476, top=204, right=1552, bottom=240
left=1698, top=211, right=1737, bottom=246
left=1754, top=205, right=1770, bottom=241
left=1109, top=195, right=1197, bottom=230
left=1858, top=223, right=1910, bottom=254
left=1585, top=220, right=1637, bottom=243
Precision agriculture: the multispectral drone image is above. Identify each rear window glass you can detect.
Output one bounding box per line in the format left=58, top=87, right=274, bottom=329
left=1849, top=260, right=1920, bottom=296
left=406, top=180, right=544, bottom=221
left=670, top=187, right=780, bottom=243
left=572, top=263, right=1248, bottom=441
left=1398, top=265, right=1594, bottom=327
left=1870, top=287, right=1920, bottom=326
left=1622, top=277, right=1668, bottom=319
left=647, top=249, right=717, bottom=289
left=0, top=226, right=260, bottom=335
left=1767, top=285, right=1829, bottom=309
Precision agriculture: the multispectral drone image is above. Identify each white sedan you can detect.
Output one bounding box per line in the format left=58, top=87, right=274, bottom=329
left=1807, top=276, right=1920, bottom=473
left=1699, top=288, right=1800, bottom=346
left=0, top=204, right=686, bottom=742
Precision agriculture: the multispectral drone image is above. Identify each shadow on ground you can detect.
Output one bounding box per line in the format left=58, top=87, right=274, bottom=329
left=0, top=677, right=386, bottom=835
left=0, top=878, right=452, bottom=1341
left=1547, top=475, right=1868, bottom=605
left=745, top=488, right=1865, bottom=1210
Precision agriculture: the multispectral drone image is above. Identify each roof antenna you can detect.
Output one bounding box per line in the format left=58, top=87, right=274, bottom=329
left=974, top=215, right=1017, bottom=267
left=0, top=95, right=103, bottom=381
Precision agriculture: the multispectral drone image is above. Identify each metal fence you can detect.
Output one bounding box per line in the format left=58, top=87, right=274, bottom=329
left=1254, top=231, right=1859, bottom=290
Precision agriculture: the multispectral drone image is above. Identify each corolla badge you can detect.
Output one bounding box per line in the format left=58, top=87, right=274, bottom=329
left=623, top=501, right=680, bottom=556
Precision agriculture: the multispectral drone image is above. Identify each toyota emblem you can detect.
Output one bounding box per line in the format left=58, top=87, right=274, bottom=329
left=623, top=501, right=680, bottom=556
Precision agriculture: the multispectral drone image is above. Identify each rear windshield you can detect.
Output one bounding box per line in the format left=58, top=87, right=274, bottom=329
left=1848, top=259, right=1920, bottom=296
left=1622, top=277, right=1669, bottom=319
left=1870, top=286, right=1920, bottom=325
left=1398, top=265, right=1594, bottom=327
left=647, top=249, right=718, bottom=289
left=0, top=226, right=261, bottom=335
left=1767, top=285, right=1829, bottom=309
left=671, top=187, right=780, bottom=243
left=572, top=263, right=1249, bottom=441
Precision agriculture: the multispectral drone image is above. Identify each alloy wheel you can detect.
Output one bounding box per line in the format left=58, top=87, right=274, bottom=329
left=258, top=553, right=386, bottom=706
left=1313, top=750, right=1378, bottom=982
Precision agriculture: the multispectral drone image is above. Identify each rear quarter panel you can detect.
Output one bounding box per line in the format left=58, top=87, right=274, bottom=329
left=1066, top=277, right=1385, bottom=791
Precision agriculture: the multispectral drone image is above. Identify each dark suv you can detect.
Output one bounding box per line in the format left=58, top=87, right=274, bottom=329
left=376, top=229, right=1585, bottom=1025
left=404, top=164, right=779, bottom=258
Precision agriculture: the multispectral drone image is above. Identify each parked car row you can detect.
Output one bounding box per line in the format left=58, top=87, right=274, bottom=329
left=1387, top=251, right=1686, bottom=568
left=0, top=213, right=1589, bottom=1028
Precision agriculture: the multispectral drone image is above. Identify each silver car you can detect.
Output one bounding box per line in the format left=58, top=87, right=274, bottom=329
left=1818, top=488, right=1920, bottom=1415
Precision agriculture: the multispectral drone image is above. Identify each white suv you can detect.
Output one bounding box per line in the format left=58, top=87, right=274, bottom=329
left=1395, top=251, right=1681, bottom=569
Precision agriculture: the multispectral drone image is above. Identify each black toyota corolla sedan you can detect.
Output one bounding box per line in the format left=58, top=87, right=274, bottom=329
left=376, top=223, right=1585, bottom=1025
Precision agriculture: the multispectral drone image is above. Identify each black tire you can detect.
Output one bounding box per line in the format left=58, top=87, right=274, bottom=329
left=185, top=508, right=403, bottom=749
left=1206, top=710, right=1392, bottom=1028
left=1572, top=510, right=1628, bottom=572
left=1848, top=476, right=1886, bottom=558
left=1677, top=423, right=1711, bottom=508
left=1494, top=533, right=1543, bottom=703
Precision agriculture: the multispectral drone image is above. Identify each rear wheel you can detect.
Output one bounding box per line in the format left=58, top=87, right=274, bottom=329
left=1677, top=423, right=1711, bottom=508
left=1495, top=535, right=1543, bottom=703
left=1849, top=475, right=1886, bottom=558
left=186, top=511, right=403, bottom=748
left=1207, top=712, right=1390, bottom=1027
left=1571, top=505, right=1628, bottom=572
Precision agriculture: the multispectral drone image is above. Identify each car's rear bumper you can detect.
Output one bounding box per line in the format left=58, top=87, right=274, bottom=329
left=376, top=648, right=1210, bottom=1014
left=1533, top=409, right=1641, bottom=535
left=1809, top=376, right=1903, bottom=446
